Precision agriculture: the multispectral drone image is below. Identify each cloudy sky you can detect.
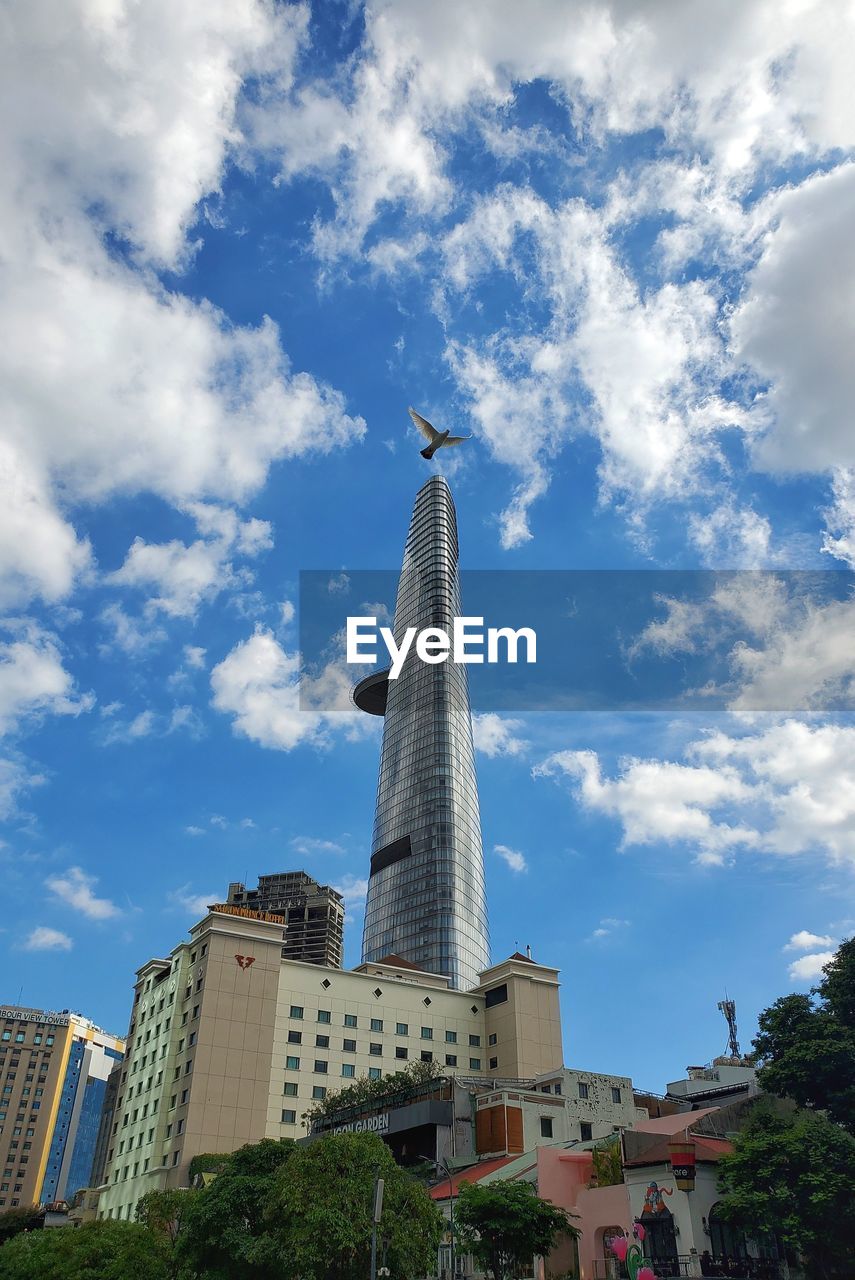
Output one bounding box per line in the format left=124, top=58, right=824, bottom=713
left=2, top=0, right=854, bottom=1090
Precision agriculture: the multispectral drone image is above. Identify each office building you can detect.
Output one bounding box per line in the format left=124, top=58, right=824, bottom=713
left=226, top=871, right=344, bottom=967
left=96, top=908, right=568, bottom=1220
left=0, top=1006, right=124, bottom=1209
left=355, top=475, right=490, bottom=990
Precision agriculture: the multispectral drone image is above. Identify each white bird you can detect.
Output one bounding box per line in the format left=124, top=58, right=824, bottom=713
left=408, top=407, right=472, bottom=459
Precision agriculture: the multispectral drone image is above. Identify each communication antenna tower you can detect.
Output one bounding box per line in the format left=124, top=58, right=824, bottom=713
left=717, top=997, right=741, bottom=1059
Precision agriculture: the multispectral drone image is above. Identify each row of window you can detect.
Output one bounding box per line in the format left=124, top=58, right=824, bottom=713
left=285, top=1051, right=482, bottom=1073
left=287, top=1008, right=483, bottom=1043
left=0, top=1031, right=55, bottom=1046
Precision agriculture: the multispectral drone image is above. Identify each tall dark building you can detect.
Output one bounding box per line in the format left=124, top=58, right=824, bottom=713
left=226, top=871, right=344, bottom=967
left=354, top=475, right=490, bottom=989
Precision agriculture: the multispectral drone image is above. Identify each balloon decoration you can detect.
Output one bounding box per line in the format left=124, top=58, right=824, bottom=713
left=609, top=1222, right=655, bottom=1280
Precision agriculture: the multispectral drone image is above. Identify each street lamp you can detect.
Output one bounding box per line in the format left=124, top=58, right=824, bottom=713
left=423, top=1157, right=455, bottom=1280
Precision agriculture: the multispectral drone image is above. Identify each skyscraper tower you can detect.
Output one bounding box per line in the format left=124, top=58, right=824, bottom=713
left=354, top=475, right=490, bottom=989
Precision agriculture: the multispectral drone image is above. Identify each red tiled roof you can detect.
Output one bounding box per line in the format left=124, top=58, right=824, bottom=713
left=429, top=1157, right=517, bottom=1198
left=372, top=954, right=425, bottom=972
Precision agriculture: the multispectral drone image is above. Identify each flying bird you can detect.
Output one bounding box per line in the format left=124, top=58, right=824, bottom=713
left=408, top=407, right=472, bottom=459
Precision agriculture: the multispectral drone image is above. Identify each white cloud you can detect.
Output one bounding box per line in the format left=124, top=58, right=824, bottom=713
left=23, top=926, right=72, bottom=952
left=333, top=875, right=369, bottom=912
left=109, top=506, right=272, bottom=619
left=537, top=719, right=855, bottom=868
left=0, top=0, right=363, bottom=608
left=210, top=626, right=368, bottom=752
left=535, top=748, right=757, bottom=865
left=291, top=836, right=347, bottom=856
left=788, top=951, right=836, bottom=983
left=184, top=646, right=207, bottom=670
left=785, top=930, right=837, bottom=952
left=732, top=165, right=855, bottom=478
left=494, top=843, right=527, bottom=873
left=0, top=624, right=93, bottom=734
left=822, top=468, right=855, bottom=569
left=45, top=866, right=120, bottom=920
left=589, top=916, right=630, bottom=941
left=472, top=712, right=528, bottom=758
left=184, top=825, right=206, bottom=837
left=170, top=885, right=222, bottom=916
left=0, top=757, right=44, bottom=821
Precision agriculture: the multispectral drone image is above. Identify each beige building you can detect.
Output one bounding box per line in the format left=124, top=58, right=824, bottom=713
left=0, top=1007, right=124, bottom=1211
left=97, top=910, right=567, bottom=1220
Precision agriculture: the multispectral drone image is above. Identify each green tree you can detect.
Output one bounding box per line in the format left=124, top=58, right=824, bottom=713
left=136, top=1188, right=196, bottom=1244
left=455, top=1179, right=577, bottom=1280
left=0, top=1220, right=169, bottom=1280
left=267, top=1131, right=443, bottom=1280
left=590, top=1136, right=623, bottom=1188
left=754, top=938, right=855, bottom=1132
left=717, top=1103, right=855, bottom=1280
left=0, top=1206, right=43, bottom=1244
left=175, top=1138, right=295, bottom=1280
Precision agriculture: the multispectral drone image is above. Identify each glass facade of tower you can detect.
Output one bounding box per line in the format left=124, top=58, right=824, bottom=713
left=360, top=476, right=490, bottom=990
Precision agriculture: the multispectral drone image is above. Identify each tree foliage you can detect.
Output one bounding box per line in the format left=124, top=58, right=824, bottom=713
left=174, top=1138, right=295, bottom=1280
left=0, top=1206, right=43, bottom=1244
left=0, top=1220, right=169, bottom=1280
left=136, top=1188, right=196, bottom=1244
left=455, top=1179, right=577, bottom=1280
left=267, top=1130, right=443, bottom=1280
left=304, top=1058, right=440, bottom=1123
left=753, top=937, right=855, bottom=1132
left=590, top=1136, right=623, bottom=1188
left=717, top=1103, right=855, bottom=1280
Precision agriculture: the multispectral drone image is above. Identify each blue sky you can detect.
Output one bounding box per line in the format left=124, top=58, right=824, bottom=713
left=2, top=0, right=854, bottom=1092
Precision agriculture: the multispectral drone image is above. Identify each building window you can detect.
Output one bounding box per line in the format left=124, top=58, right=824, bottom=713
left=611, top=1087, right=621, bottom=1104
left=188, top=1032, right=196, bottom=1047
left=421, top=1051, right=433, bottom=1063
left=281, top=1109, right=296, bottom=1124
left=489, top=1057, right=498, bottom=1070
left=541, top=1085, right=551, bottom=1094
left=578, top=1082, right=589, bottom=1100
left=396, top=1023, right=408, bottom=1036
left=445, top=1030, right=457, bottom=1044
left=317, top=1011, right=331, bottom=1024
left=344, top=1014, right=357, bottom=1028
left=180, top=1090, right=188, bottom=1104
left=184, top=1060, right=193, bottom=1075
left=172, top=1151, right=180, bottom=1166
left=445, top=1055, right=457, bottom=1067
left=485, top=984, right=507, bottom=1009
left=312, top=1086, right=326, bottom=1100
left=343, top=1039, right=356, bottom=1053
left=470, top=1058, right=481, bottom=1070
left=286, top=1056, right=300, bottom=1070
left=370, top=1018, right=383, bottom=1033
left=469, top=1034, right=481, bottom=1047
left=540, top=1117, right=553, bottom=1138
left=314, top=1061, right=328, bottom=1074
left=420, top=1027, right=433, bottom=1040
left=580, top=1122, right=593, bottom=1141
left=488, top=1033, right=498, bottom=1046
left=283, top=1082, right=298, bottom=1097
left=290, top=1006, right=304, bottom=1019
left=369, top=1043, right=382, bottom=1056
left=342, top=1064, right=355, bottom=1078
left=368, top=1067, right=382, bottom=1080
left=553, top=1083, right=562, bottom=1096
left=287, top=1032, right=302, bottom=1045
left=316, top=1035, right=330, bottom=1049
left=395, top=1048, right=408, bottom=1061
